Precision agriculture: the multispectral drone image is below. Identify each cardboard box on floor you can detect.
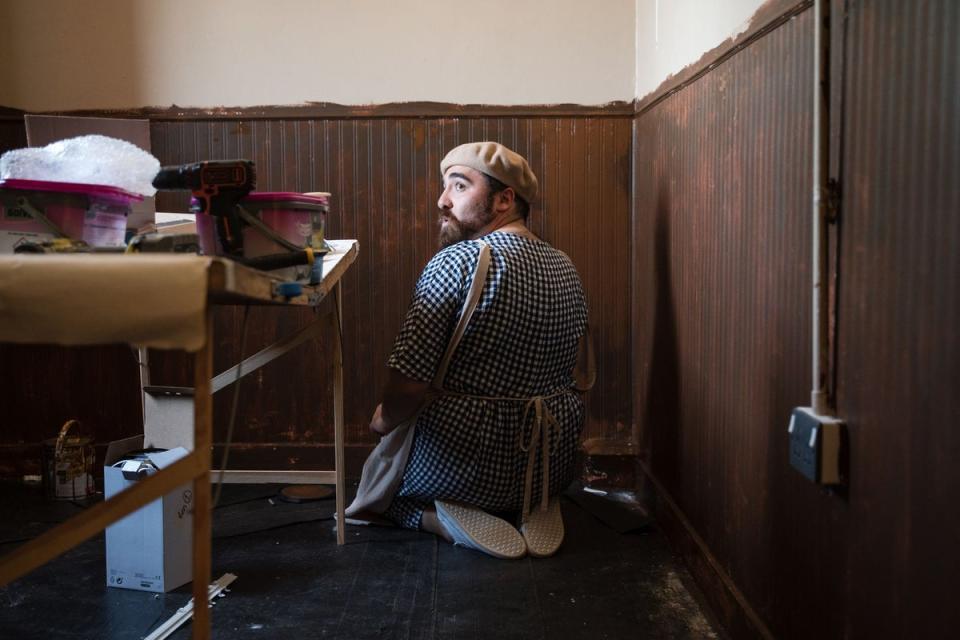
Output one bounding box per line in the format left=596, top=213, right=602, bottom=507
left=103, top=435, right=193, bottom=593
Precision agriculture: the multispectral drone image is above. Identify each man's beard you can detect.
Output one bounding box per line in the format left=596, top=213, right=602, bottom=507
left=438, top=196, right=495, bottom=249
left=438, top=215, right=469, bottom=248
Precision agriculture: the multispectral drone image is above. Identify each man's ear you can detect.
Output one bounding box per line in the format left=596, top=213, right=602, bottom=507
left=496, top=187, right=516, bottom=212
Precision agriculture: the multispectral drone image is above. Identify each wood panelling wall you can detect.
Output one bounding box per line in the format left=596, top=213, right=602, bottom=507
left=834, top=0, right=959, bottom=635
left=632, top=1, right=960, bottom=637
left=0, top=112, right=633, bottom=475
left=633, top=9, right=815, bottom=637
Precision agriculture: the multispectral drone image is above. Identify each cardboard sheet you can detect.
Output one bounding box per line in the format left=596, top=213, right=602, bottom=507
left=0, top=254, right=212, bottom=351
left=24, top=114, right=156, bottom=231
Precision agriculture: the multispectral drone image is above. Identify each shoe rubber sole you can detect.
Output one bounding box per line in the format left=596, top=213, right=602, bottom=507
left=435, top=500, right=526, bottom=560
left=521, top=498, right=564, bottom=558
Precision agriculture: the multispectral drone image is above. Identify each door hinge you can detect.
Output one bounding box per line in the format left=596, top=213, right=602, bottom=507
left=826, top=178, right=841, bottom=224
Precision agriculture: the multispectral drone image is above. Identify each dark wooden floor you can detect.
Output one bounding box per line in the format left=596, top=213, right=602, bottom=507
left=0, top=482, right=721, bottom=639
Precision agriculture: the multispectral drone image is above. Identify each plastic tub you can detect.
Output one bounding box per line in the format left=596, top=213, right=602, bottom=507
left=241, top=191, right=328, bottom=256
left=0, top=178, right=142, bottom=252
left=195, top=191, right=329, bottom=277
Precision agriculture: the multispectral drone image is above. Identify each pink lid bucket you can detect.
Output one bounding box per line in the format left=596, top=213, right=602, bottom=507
left=0, top=179, right=142, bottom=251
left=195, top=191, right=329, bottom=260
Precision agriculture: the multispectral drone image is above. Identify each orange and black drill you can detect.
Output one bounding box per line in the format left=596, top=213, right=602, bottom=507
left=152, top=160, right=255, bottom=256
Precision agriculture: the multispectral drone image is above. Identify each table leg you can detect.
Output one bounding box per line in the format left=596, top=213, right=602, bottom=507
left=192, top=311, right=213, bottom=639
left=334, top=282, right=346, bottom=545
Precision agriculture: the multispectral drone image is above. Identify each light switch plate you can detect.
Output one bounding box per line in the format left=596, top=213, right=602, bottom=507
left=788, top=406, right=845, bottom=485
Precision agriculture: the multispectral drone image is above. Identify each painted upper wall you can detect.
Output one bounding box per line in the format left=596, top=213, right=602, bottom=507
left=0, top=0, right=635, bottom=111
left=0, top=0, right=771, bottom=111
left=635, top=0, right=767, bottom=100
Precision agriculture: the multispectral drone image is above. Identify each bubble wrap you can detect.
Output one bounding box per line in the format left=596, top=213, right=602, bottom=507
left=0, top=135, right=160, bottom=196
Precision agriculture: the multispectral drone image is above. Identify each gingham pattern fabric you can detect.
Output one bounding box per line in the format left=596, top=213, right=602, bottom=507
left=383, top=231, right=588, bottom=530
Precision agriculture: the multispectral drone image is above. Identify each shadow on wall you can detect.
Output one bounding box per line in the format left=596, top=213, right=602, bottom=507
left=643, top=180, right=682, bottom=487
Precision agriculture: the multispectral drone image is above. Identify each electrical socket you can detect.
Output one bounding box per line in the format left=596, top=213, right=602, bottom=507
left=788, top=407, right=845, bottom=485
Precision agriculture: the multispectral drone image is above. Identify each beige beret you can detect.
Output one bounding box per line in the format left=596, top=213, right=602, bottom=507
left=441, top=141, right=538, bottom=203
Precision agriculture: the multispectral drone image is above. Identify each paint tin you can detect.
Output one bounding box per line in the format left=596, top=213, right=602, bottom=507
left=194, top=191, right=329, bottom=259
left=239, top=191, right=329, bottom=258
left=0, top=178, right=142, bottom=253
left=41, top=419, right=96, bottom=501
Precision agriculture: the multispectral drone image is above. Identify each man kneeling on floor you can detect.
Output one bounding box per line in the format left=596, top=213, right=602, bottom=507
left=345, top=141, right=594, bottom=559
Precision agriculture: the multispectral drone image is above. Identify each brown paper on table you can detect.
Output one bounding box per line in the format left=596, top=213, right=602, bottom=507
left=0, top=254, right=212, bottom=351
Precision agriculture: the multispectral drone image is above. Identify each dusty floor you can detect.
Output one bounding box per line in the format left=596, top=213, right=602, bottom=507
left=0, top=482, right=721, bottom=639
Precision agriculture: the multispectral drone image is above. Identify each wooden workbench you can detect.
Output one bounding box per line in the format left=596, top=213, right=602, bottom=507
left=0, top=239, right=359, bottom=639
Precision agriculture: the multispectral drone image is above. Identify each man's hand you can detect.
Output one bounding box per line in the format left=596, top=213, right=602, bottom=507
left=369, top=403, right=389, bottom=435
left=369, top=369, right=431, bottom=436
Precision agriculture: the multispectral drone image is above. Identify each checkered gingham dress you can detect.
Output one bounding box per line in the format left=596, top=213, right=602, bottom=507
left=383, top=230, right=588, bottom=530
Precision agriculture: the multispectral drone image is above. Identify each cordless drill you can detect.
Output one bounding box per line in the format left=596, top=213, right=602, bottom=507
left=152, top=160, right=255, bottom=256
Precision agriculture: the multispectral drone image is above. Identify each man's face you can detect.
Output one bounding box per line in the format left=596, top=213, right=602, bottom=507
left=437, top=165, right=494, bottom=248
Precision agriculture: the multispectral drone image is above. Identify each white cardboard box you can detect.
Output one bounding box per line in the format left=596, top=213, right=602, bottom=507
left=104, top=438, right=193, bottom=592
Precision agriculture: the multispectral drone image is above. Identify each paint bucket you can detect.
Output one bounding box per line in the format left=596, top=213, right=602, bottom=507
left=41, top=419, right=97, bottom=501
left=0, top=178, right=142, bottom=253
left=194, top=192, right=329, bottom=257
left=195, top=191, right=329, bottom=279
left=240, top=191, right=329, bottom=258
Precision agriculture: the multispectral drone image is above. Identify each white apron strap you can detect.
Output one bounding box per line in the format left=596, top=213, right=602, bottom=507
left=432, top=241, right=491, bottom=389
